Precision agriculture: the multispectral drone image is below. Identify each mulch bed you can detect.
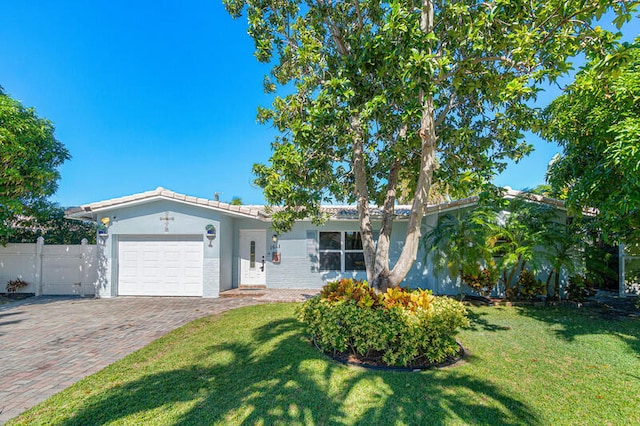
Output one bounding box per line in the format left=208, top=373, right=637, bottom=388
left=327, top=342, right=465, bottom=372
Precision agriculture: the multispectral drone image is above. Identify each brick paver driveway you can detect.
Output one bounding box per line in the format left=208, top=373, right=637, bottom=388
left=0, top=296, right=262, bottom=424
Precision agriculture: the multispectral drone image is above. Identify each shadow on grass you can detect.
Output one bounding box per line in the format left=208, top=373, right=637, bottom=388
left=514, top=305, right=640, bottom=355
left=466, top=308, right=513, bottom=332
left=55, top=314, right=541, bottom=426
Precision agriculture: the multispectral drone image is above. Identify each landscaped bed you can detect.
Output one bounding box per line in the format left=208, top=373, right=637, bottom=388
left=8, top=303, right=640, bottom=425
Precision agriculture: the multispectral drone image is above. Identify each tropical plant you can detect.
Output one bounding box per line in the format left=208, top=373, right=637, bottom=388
left=320, top=278, right=383, bottom=309
left=565, top=274, right=596, bottom=301
left=461, top=265, right=499, bottom=297
left=489, top=195, right=556, bottom=297
left=424, top=206, right=496, bottom=298
left=224, top=0, right=635, bottom=291
left=382, top=286, right=435, bottom=312
left=298, top=280, right=468, bottom=366
left=539, top=222, right=585, bottom=299
left=513, top=269, right=545, bottom=300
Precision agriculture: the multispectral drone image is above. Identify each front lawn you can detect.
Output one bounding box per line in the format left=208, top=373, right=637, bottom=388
left=10, top=303, right=640, bottom=425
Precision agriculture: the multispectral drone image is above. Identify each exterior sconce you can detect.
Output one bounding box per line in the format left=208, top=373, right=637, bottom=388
left=97, top=218, right=109, bottom=245
left=271, top=234, right=281, bottom=263
left=205, top=224, right=216, bottom=247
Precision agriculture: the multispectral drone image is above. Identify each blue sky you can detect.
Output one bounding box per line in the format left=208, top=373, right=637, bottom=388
left=1, top=2, right=638, bottom=207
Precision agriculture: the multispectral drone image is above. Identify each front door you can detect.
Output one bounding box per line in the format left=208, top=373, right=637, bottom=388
left=239, top=230, right=266, bottom=286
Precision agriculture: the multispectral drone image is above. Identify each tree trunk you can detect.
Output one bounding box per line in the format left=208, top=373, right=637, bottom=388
left=380, top=0, right=437, bottom=290
left=372, top=160, right=400, bottom=289
left=505, top=256, right=522, bottom=293
left=545, top=269, right=555, bottom=298
left=351, top=115, right=377, bottom=284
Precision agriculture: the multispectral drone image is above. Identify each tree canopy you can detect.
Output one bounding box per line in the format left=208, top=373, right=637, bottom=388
left=0, top=87, right=70, bottom=241
left=542, top=37, right=640, bottom=245
left=225, top=0, right=637, bottom=290
left=1, top=201, right=96, bottom=245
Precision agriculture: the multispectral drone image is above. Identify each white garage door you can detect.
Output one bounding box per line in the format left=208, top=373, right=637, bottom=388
left=118, top=239, right=203, bottom=296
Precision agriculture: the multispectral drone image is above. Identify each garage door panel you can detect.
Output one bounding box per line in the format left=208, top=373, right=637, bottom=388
left=118, top=239, right=203, bottom=296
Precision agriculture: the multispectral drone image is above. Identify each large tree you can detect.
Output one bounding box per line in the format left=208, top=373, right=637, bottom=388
left=0, top=87, right=70, bottom=241
left=542, top=38, right=640, bottom=245
left=224, top=0, right=637, bottom=290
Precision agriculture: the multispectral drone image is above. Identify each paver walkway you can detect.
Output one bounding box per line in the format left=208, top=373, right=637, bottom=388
left=0, top=292, right=315, bottom=424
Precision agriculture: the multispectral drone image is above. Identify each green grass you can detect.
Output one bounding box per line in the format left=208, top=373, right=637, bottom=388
left=9, top=303, right=640, bottom=425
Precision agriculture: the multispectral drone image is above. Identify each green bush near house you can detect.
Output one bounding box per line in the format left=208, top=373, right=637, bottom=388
left=297, top=279, right=469, bottom=366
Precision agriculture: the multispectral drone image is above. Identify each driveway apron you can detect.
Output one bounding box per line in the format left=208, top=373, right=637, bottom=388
left=0, top=296, right=260, bottom=424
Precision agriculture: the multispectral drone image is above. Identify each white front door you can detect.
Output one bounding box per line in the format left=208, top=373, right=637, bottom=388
left=239, top=230, right=266, bottom=286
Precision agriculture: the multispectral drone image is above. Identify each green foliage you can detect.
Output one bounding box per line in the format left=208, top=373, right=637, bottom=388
left=542, top=38, right=640, bottom=244
left=1, top=201, right=96, bottom=245
left=514, top=269, right=546, bottom=300
left=539, top=221, right=585, bottom=299
left=565, top=275, right=596, bottom=301
left=0, top=87, right=70, bottom=241
left=6, top=278, right=28, bottom=293
left=425, top=206, right=497, bottom=296
left=462, top=266, right=499, bottom=297
left=298, top=280, right=469, bottom=366
left=490, top=194, right=557, bottom=294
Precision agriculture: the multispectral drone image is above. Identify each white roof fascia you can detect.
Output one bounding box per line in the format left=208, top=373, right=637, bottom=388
left=86, top=196, right=267, bottom=221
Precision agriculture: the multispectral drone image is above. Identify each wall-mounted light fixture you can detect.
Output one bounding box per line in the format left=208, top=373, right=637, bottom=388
left=205, top=224, right=216, bottom=247
left=98, top=217, right=110, bottom=245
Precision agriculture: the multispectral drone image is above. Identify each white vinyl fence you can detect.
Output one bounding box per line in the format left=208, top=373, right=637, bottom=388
left=0, top=237, right=97, bottom=296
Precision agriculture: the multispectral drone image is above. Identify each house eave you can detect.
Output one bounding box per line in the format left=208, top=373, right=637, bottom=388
left=66, top=187, right=268, bottom=222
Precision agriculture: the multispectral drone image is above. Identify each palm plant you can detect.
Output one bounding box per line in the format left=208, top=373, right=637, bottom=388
left=539, top=221, right=584, bottom=299
left=488, top=195, right=555, bottom=297
left=424, top=207, right=496, bottom=298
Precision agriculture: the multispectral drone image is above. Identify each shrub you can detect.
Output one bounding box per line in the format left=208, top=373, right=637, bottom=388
left=565, top=275, right=596, bottom=301
left=462, top=267, right=498, bottom=297
left=297, top=280, right=469, bottom=367
left=6, top=278, right=29, bottom=293
left=517, top=269, right=545, bottom=300
left=320, top=278, right=383, bottom=309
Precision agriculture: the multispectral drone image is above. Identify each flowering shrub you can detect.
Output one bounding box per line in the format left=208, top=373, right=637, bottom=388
left=297, top=279, right=469, bottom=366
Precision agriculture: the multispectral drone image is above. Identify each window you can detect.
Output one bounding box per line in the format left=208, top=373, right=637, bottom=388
left=319, top=231, right=366, bottom=271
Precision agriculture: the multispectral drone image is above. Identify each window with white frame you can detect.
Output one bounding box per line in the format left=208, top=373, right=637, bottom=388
left=319, top=231, right=366, bottom=271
